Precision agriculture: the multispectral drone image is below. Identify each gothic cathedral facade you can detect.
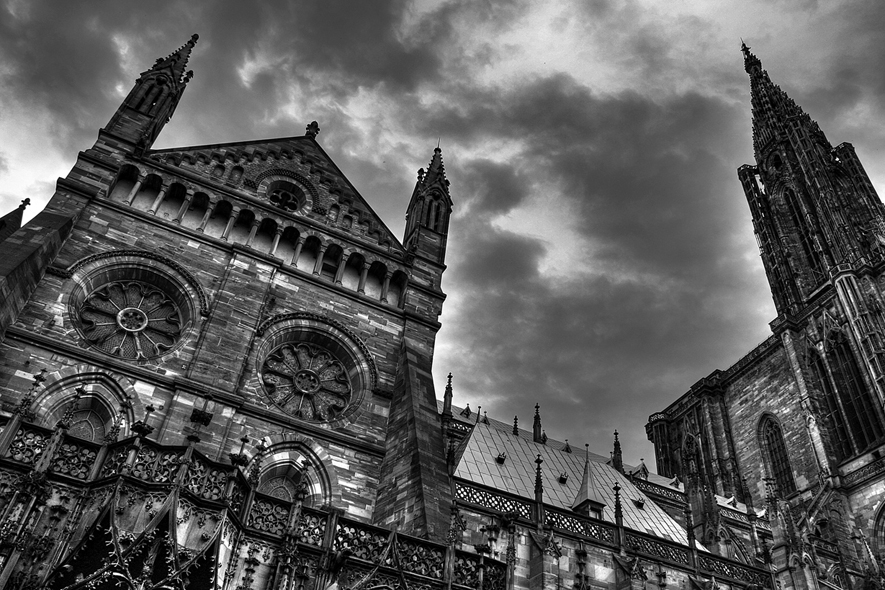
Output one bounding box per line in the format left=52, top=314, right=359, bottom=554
left=649, top=45, right=885, bottom=590
left=0, top=36, right=804, bottom=590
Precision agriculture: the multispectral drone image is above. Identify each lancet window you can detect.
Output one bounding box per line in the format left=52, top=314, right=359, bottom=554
left=758, top=416, right=795, bottom=496
left=812, top=334, right=885, bottom=460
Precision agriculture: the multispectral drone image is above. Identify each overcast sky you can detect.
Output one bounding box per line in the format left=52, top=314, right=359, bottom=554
left=2, top=0, right=885, bottom=467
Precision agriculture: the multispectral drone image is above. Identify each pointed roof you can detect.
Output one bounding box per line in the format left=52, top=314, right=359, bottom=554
left=146, top=33, right=199, bottom=84
left=573, top=445, right=606, bottom=513
left=740, top=42, right=827, bottom=157
left=0, top=198, right=29, bottom=245
left=417, top=146, right=451, bottom=201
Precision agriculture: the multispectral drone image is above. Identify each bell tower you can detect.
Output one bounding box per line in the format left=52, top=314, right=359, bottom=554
left=103, top=34, right=199, bottom=153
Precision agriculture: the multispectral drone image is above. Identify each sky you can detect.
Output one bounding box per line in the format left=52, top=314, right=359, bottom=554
left=2, top=0, right=885, bottom=467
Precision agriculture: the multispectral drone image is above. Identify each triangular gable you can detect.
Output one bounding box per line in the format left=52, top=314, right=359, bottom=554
left=147, top=136, right=403, bottom=249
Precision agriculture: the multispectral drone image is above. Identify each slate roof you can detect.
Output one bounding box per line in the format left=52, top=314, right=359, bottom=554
left=451, top=416, right=694, bottom=546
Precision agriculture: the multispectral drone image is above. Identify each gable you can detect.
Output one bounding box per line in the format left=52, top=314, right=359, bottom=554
left=148, top=135, right=402, bottom=249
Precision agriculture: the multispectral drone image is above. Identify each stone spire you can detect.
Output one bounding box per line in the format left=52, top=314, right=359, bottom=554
left=741, top=41, right=827, bottom=160
left=442, top=372, right=453, bottom=420
left=572, top=444, right=606, bottom=516
left=422, top=146, right=450, bottom=193
left=611, top=430, right=623, bottom=473
left=532, top=403, right=543, bottom=443
left=149, top=33, right=199, bottom=84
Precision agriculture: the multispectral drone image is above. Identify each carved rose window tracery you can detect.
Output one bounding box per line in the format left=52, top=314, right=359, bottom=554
left=260, top=342, right=352, bottom=423
left=78, top=281, right=182, bottom=360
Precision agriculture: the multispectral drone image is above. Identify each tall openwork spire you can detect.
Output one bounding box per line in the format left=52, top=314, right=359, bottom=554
left=741, top=41, right=826, bottom=160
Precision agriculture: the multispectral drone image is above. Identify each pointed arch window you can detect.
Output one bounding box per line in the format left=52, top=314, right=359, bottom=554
left=827, top=333, right=884, bottom=452
left=812, top=333, right=885, bottom=460
left=758, top=416, right=796, bottom=496
left=811, top=353, right=852, bottom=460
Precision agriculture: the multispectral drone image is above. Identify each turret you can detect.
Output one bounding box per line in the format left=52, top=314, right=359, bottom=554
left=103, top=34, right=199, bottom=152
left=404, top=146, right=452, bottom=264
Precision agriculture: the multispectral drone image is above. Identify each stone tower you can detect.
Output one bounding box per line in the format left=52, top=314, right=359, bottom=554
left=648, top=46, right=885, bottom=590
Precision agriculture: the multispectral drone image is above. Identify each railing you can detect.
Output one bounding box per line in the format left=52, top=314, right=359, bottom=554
left=454, top=481, right=532, bottom=519
left=624, top=530, right=690, bottom=565
left=698, top=553, right=773, bottom=588
left=631, top=477, right=685, bottom=503
left=545, top=508, right=616, bottom=544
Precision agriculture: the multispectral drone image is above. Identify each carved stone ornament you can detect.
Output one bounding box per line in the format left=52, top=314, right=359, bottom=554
left=77, top=280, right=183, bottom=360
left=260, top=342, right=353, bottom=423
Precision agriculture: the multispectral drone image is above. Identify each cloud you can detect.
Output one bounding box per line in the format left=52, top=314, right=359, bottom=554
left=0, top=152, right=7, bottom=175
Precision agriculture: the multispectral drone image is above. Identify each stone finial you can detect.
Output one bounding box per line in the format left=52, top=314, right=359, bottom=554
left=305, top=121, right=320, bottom=138
left=20, top=198, right=30, bottom=209
left=611, top=429, right=623, bottom=473
left=512, top=415, right=519, bottom=435
left=534, top=454, right=544, bottom=500
left=533, top=403, right=543, bottom=443
left=442, top=372, right=453, bottom=419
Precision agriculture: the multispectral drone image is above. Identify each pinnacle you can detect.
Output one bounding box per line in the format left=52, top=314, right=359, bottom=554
left=149, top=33, right=199, bottom=84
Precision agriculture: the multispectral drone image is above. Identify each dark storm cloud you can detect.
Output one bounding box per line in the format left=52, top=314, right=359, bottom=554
left=432, top=73, right=768, bottom=460
left=4, top=0, right=885, bottom=466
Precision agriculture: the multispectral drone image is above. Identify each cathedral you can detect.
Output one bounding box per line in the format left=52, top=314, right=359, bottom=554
left=0, top=34, right=873, bottom=590
left=647, top=44, right=885, bottom=590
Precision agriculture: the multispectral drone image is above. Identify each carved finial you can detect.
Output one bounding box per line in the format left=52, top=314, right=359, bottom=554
left=131, top=404, right=156, bottom=438
left=513, top=415, right=519, bottom=435
left=305, top=121, right=320, bottom=138
left=442, top=372, right=453, bottom=419
left=57, top=386, right=85, bottom=429
left=19, top=198, right=30, bottom=209
left=476, top=405, right=482, bottom=425
left=613, top=483, right=623, bottom=524
left=249, top=438, right=269, bottom=485
left=15, top=368, right=47, bottom=422
left=611, top=429, right=623, bottom=473
left=534, top=454, right=544, bottom=499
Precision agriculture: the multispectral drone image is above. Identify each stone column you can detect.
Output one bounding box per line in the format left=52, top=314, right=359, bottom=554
left=245, top=218, right=260, bottom=247
left=124, top=177, right=143, bottom=205
left=270, top=228, right=283, bottom=257
left=334, top=255, right=347, bottom=285
left=173, top=190, right=194, bottom=224
left=291, top=236, right=305, bottom=267
left=148, top=185, right=168, bottom=214
left=197, top=201, right=216, bottom=233
left=357, top=262, right=370, bottom=294
left=313, top=245, right=327, bottom=276
left=380, top=271, right=393, bottom=303
left=221, top=207, right=240, bottom=241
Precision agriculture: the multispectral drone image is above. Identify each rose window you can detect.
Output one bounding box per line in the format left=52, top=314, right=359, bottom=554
left=260, top=342, right=352, bottom=422
left=77, top=281, right=182, bottom=360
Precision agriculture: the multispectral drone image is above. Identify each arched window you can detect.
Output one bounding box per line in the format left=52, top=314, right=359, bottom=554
left=257, top=462, right=317, bottom=507
left=827, top=333, right=884, bottom=453
left=68, top=409, right=107, bottom=442
left=874, top=506, right=885, bottom=560
left=759, top=416, right=796, bottom=496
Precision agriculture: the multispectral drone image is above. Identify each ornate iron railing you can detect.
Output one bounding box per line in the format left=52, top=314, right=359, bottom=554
left=454, top=481, right=533, bottom=519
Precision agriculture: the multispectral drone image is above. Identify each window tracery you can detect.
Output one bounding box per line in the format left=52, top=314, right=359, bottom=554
left=77, top=280, right=183, bottom=360
left=260, top=342, right=353, bottom=423
left=759, top=416, right=795, bottom=496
